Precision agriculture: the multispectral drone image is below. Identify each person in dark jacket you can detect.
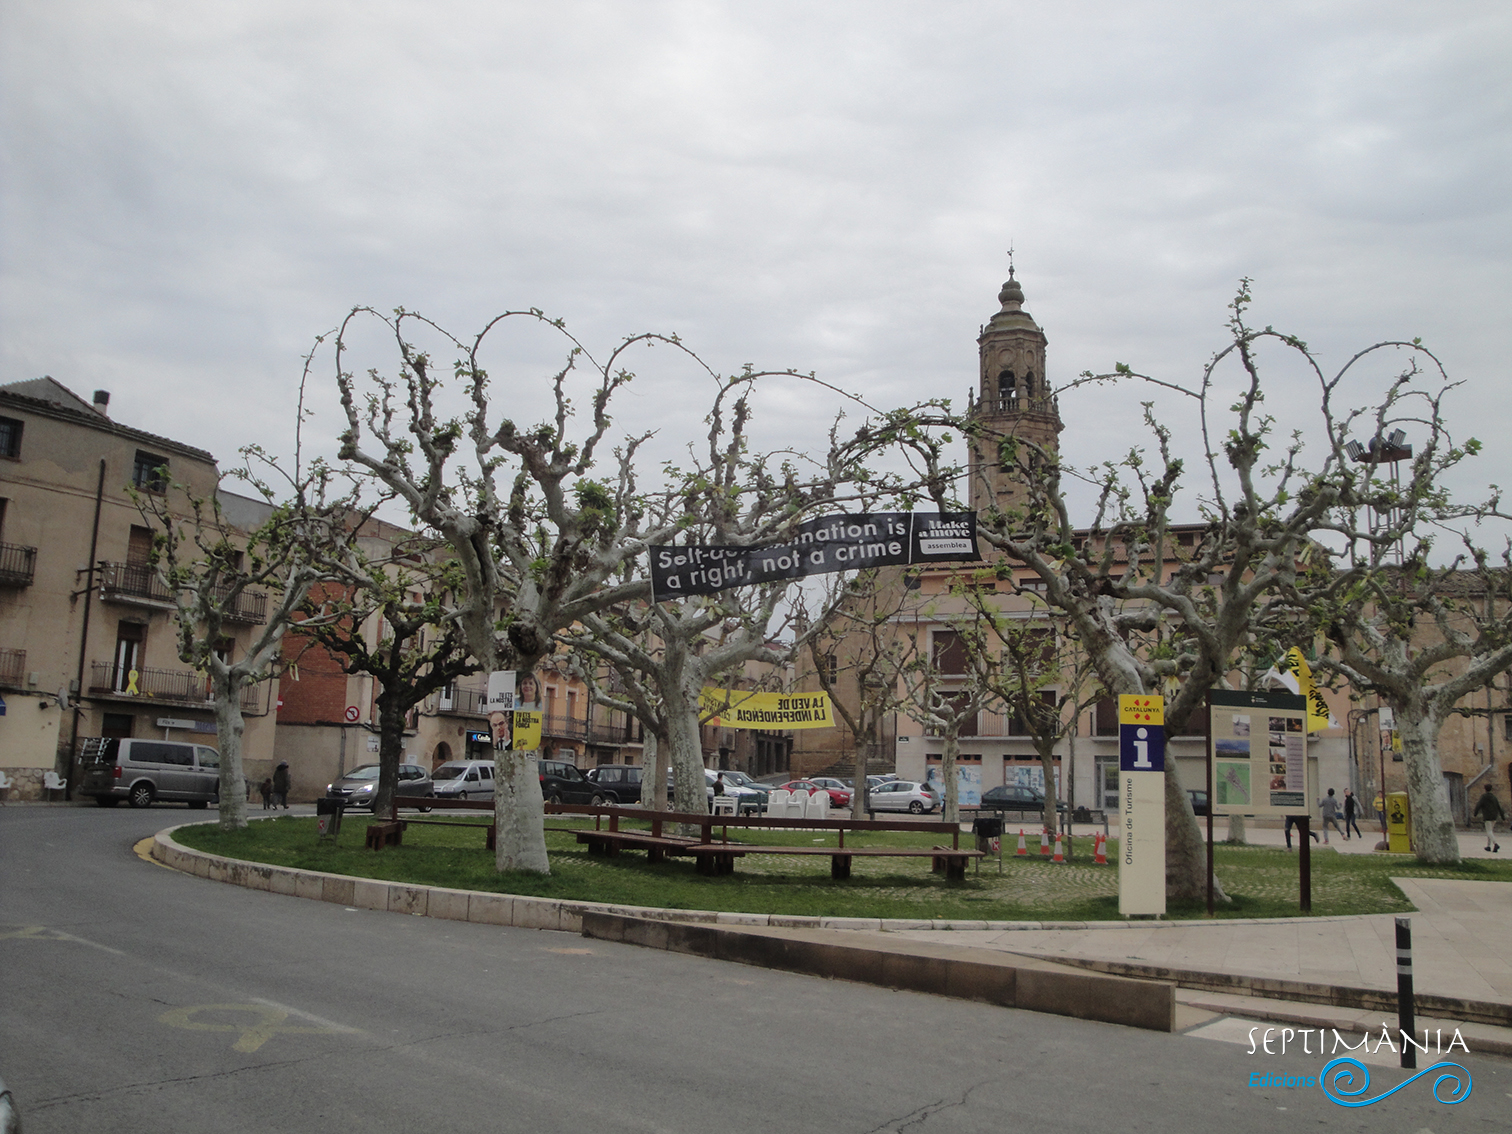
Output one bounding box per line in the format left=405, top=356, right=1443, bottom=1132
left=1342, top=788, right=1362, bottom=840
left=1472, top=784, right=1504, bottom=852
left=272, top=762, right=291, bottom=810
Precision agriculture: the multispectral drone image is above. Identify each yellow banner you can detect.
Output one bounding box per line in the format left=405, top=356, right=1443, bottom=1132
left=1118, top=694, right=1164, bottom=726
left=512, top=710, right=542, bottom=751
left=1284, top=648, right=1335, bottom=734
left=699, top=688, right=835, bottom=730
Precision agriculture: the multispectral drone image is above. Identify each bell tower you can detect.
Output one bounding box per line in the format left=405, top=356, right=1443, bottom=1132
left=968, top=267, right=1062, bottom=512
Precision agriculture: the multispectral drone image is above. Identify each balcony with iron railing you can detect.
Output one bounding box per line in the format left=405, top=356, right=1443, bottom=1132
left=0, top=542, right=36, bottom=586
left=436, top=685, right=487, bottom=717
left=98, top=562, right=267, bottom=623
left=0, top=647, right=24, bottom=688
left=88, top=661, right=262, bottom=711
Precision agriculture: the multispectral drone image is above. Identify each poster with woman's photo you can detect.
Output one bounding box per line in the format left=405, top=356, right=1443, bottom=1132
left=484, top=670, right=545, bottom=752
left=511, top=671, right=543, bottom=752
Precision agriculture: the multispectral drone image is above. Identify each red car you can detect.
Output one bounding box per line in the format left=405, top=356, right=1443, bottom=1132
left=777, top=779, right=852, bottom=808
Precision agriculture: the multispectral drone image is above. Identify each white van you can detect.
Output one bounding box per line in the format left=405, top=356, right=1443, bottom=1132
left=78, top=737, right=221, bottom=808
left=431, top=760, right=496, bottom=802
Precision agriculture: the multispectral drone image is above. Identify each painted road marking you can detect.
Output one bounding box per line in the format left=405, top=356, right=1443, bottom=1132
left=0, top=924, right=125, bottom=954
left=158, top=1004, right=356, bottom=1052
left=133, top=836, right=176, bottom=870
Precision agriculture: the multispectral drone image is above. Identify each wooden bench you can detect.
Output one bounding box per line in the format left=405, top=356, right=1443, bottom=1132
left=680, top=842, right=978, bottom=879
left=642, top=810, right=985, bottom=880
left=363, top=796, right=497, bottom=851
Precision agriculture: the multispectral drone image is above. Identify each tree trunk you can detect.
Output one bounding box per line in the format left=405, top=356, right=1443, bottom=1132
left=212, top=671, right=249, bottom=831
left=373, top=697, right=408, bottom=817
left=1164, top=769, right=1211, bottom=902
left=639, top=731, right=665, bottom=812
left=667, top=690, right=707, bottom=820
left=494, top=745, right=550, bottom=873
left=1395, top=708, right=1461, bottom=864
left=940, top=724, right=960, bottom=824
left=1038, top=744, right=1058, bottom=839
left=1226, top=813, right=1247, bottom=844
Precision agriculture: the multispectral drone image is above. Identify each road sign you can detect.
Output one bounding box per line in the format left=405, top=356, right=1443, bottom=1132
left=344, top=705, right=360, bottom=723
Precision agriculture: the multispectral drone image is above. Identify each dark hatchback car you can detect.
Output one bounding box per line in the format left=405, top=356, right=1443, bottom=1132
left=585, top=764, right=642, bottom=805
left=979, top=784, right=1067, bottom=813
left=539, top=758, right=597, bottom=804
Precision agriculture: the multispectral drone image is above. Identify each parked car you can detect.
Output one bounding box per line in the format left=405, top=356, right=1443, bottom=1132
left=866, top=774, right=899, bottom=789
left=585, top=764, right=643, bottom=805
left=866, top=780, right=938, bottom=814
left=539, top=758, right=597, bottom=804
left=78, top=736, right=221, bottom=809
left=1188, top=789, right=1210, bottom=817
left=431, top=760, right=495, bottom=802
left=706, top=769, right=768, bottom=815
left=326, top=763, right=434, bottom=811
left=979, top=784, right=1067, bottom=813
left=776, top=779, right=852, bottom=808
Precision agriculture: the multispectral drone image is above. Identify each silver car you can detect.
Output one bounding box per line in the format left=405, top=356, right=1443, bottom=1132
left=866, top=780, right=939, bottom=814
left=325, top=763, right=434, bottom=810
left=431, top=760, right=496, bottom=802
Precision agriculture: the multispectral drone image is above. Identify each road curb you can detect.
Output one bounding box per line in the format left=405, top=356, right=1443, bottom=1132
left=580, top=911, right=1176, bottom=1032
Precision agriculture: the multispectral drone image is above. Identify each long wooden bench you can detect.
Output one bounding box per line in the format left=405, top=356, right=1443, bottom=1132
left=361, top=796, right=497, bottom=851
left=369, top=800, right=983, bottom=881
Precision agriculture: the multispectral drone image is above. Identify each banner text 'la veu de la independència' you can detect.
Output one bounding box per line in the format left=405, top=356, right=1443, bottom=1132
left=650, top=512, right=979, bottom=602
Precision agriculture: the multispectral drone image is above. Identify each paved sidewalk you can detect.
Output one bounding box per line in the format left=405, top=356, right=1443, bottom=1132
left=888, top=823, right=1512, bottom=1011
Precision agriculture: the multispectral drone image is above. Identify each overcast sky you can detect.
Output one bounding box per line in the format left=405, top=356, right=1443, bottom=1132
left=4, top=2, right=1509, bottom=522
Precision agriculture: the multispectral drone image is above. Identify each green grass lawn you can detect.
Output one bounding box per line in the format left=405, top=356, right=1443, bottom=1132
left=171, top=815, right=1512, bottom=923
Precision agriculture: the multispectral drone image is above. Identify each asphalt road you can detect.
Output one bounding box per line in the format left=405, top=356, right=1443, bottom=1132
left=2, top=805, right=1506, bottom=1133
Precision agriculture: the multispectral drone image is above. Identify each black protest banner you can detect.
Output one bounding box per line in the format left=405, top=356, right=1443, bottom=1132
left=649, top=512, right=979, bottom=601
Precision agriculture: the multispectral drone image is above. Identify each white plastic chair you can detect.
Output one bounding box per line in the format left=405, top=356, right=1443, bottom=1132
left=44, top=771, right=66, bottom=798
left=805, top=791, right=830, bottom=819
left=766, top=789, right=789, bottom=820
left=712, top=794, right=737, bottom=816
left=786, top=789, right=810, bottom=818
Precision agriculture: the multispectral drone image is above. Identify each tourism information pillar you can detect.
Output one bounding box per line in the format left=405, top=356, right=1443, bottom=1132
left=1118, top=694, right=1166, bottom=917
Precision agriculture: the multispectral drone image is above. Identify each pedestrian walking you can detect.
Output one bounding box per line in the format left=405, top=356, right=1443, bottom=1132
left=1319, top=788, right=1345, bottom=844
left=272, top=761, right=291, bottom=810
left=1342, top=788, right=1362, bottom=840
left=1284, top=813, right=1319, bottom=849
left=1471, top=783, right=1504, bottom=853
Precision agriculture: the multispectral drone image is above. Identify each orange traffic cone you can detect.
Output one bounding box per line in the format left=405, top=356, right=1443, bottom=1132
left=1039, top=828, right=1050, bottom=856
left=1052, top=829, right=1065, bottom=863
left=1094, top=832, right=1108, bottom=865
left=1016, top=829, right=1028, bottom=856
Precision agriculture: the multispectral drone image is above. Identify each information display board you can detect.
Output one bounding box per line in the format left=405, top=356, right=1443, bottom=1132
left=1208, top=689, right=1312, bottom=818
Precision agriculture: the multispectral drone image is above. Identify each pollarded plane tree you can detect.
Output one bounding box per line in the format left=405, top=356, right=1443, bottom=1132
left=959, top=281, right=1451, bottom=901
left=135, top=407, right=367, bottom=830
left=333, top=311, right=930, bottom=871
left=293, top=536, right=479, bottom=818
left=564, top=374, right=928, bottom=819
left=970, top=584, right=1104, bottom=840
left=1279, top=369, right=1512, bottom=864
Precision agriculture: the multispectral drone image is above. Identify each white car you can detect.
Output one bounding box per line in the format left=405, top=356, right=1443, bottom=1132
left=866, top=780, right=939, bottom=814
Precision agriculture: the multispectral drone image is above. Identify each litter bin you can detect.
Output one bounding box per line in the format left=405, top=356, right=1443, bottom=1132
left=1385, top=790, right=1411, bottom=854
left=316, top=797, right=345, bottom=841
left=973, top=814, right=1003, bottom=853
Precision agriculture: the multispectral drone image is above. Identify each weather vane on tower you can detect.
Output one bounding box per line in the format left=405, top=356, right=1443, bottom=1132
left=1006, top=242, right=1016, bottom=279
